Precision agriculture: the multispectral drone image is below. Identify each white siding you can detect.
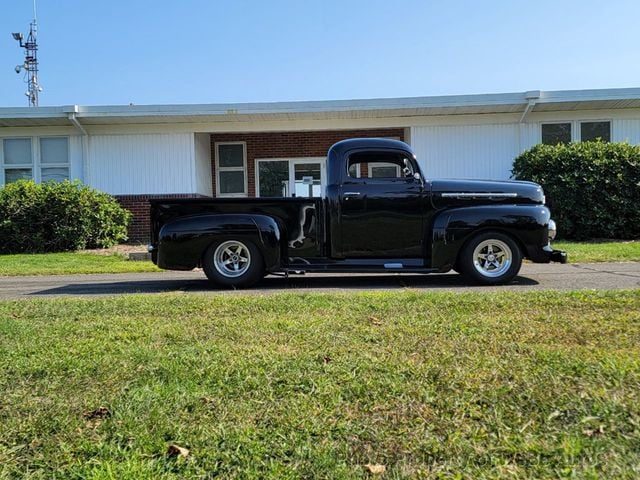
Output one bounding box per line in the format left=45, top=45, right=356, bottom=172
left=518, top=123, right=540, bottom=152
left=69, top=135, right=84, bottom=181
left=194, top=133, right=213, bottom=196
left=88, top=133, right=195, bottom=194
left=411, top=124, right=520, bottom=180
left=613, top=119, right=640, bottom=144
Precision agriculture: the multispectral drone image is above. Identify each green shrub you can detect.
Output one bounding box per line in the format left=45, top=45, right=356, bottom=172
left=512, top=141, right=640, bottom=240
left=0, top=180, right=131, bottom=253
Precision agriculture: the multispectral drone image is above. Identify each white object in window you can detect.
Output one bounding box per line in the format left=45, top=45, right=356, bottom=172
left=370, top=162, right=402, bottom=178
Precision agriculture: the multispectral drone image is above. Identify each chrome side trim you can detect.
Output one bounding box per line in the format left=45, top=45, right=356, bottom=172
left=384, top=263, right=403, bottom=269
left=440, top=192, right=519, bottom=198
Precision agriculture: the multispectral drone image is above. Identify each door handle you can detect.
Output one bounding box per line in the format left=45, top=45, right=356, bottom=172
left=343, top=192, right=361, bottom=198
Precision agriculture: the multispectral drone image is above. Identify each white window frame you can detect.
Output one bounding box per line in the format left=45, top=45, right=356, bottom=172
left=38, top=136, right=71, bottom=182
left=540, top=121, right=573, bottom=144
left=579, top=119, right=612, bottom=142
left=215, top=141, right=247, bottom=197
left=1, top=136, right=70, bottom=186
left=540, top=120, right=613, bottom=143
left=1, top=137, right=34, bottom=185
left=255, top=157, right=326, bottom=198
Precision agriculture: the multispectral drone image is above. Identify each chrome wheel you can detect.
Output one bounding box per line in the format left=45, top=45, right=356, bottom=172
left=213, top=240, right=251, bottom=278
left=472, top=239, right=512, bottom=278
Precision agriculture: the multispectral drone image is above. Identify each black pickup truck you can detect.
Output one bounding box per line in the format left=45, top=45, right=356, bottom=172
left=149, top=138, right=566, bottom=287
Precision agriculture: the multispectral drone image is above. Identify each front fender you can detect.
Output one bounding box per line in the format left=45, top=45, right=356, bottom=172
left=431, top=205, right=551, bottom=271
left=157, top=213, right=282, bottom=271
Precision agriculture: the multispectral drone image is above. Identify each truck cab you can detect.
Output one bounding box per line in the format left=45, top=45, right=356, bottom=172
left=150, top=138, right=566, bottom=287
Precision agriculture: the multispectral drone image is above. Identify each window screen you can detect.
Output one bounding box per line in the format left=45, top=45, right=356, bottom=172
left=542, top=123, right=571, bottom=145
left=3, top=138, right=32, bottom=165
left=581, top=121, right=611, bottom=142
left=40, top=137, right=69, bottom=164
left=218, top=144, right=245, bottom=168
left=258, top=160, right=289, bottom=197
left=216, top=143, right=246, bottom=196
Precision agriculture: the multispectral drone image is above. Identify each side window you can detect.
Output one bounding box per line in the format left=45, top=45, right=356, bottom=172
left=580, top=121, right=610, bottom=142
left=2, top=138, right=33, bottom=183
left=2, top=137, right=70, bottom=185
left=347, top=152, right=414, bottom=181
left=215, top=142, right=247, bottom=197
left=541, top=123, right=572, bottom=145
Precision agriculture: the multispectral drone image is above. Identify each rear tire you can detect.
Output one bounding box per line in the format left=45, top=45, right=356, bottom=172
left=458, top=232, right=522, bottom=285
left=202, top=239, right=264, bottom=288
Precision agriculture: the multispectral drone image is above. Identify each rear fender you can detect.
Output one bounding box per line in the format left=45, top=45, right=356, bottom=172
left=157, top=213, right=282, bottom=271
left=430, top=205, right=551, bottom=271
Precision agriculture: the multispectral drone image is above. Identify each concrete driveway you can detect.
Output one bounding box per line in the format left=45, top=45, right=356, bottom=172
left=0, top=262, right=639, bottom=299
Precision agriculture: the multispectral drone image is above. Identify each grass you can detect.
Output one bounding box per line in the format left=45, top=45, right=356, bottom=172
left=555, top=240, right=640, bottom=263
left=0, top=252, right=160, bottom=276
left=0, top=290, right=639, bottom=478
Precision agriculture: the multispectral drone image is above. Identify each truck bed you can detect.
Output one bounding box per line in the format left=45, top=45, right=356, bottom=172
left=150, top=197, right=324, bottom=259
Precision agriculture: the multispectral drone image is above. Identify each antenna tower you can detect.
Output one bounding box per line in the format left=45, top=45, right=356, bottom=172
left=12, top=0, right=41, bottom=107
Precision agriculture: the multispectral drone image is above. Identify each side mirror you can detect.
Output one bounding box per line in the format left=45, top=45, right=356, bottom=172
left=413, top=172, right=422, bottom=182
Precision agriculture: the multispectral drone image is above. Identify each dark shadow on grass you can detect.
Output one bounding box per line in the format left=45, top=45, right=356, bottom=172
left=29, top=273, right=539, bottom=296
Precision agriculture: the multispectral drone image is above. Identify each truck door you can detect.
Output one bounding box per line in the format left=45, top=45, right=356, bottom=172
left=339, top=149, right=424, bottom=258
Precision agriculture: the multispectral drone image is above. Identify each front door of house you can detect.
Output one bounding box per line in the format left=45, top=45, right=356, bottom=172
left=256, top=157, right=326, bottom=198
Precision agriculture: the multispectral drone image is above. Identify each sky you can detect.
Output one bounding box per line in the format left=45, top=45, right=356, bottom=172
left=1, top=0, right=639, bottom=107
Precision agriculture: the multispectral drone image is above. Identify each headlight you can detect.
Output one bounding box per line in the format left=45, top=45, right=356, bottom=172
left=548, top=219, right=557, bottom=241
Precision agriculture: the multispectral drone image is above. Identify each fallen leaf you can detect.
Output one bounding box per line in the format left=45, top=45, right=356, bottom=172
left=583, top=425, right=605, bottom=437
left=369, top=316, right=383, bottom=326
left=83, top=407, right=111, bottom=420
left=167, top=444, right=190, bottom=459
left=364, top=463, right=386, bottom=475
left=580, top=416, right=600, bottom=423
left=547, top=410, right=562, bottom=421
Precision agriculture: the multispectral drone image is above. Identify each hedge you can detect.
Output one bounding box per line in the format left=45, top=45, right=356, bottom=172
left=512, top=141, right=640, bottom=240
left=0, top=180, right=131, bottom=253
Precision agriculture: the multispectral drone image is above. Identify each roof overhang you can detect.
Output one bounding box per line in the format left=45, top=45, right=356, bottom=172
left=1, top=87, right=640, bottom=128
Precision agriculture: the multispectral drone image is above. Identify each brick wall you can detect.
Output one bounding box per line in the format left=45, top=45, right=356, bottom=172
left=115, top=194, right=203, bottom=243
left=210, top=128, right=405, bottom=197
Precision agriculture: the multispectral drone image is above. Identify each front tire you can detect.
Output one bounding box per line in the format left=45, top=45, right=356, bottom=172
left=202, top=239, right=264, bottom=288
left=458, top=232, right=522, bottom=285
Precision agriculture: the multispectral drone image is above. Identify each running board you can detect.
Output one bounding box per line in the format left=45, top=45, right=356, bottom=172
left=282, top=266, right=439, bottom=274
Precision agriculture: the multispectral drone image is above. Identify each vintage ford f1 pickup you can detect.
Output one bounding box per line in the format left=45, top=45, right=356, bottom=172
left=149, top=138, right=566, bottom=287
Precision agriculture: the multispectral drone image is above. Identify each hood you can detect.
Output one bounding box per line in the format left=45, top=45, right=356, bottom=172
left=430, top=178, right=544, bottom=209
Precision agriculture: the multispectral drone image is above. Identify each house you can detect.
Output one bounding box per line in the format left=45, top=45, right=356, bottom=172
left=1, top=87, right=640, bottom=242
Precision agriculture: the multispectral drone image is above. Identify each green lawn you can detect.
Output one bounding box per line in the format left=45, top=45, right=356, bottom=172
left=1, top=290, right=638, bottom=478
left=0, top=252, right=160, bottom=276
left=555, top=240, right=640, bottom=263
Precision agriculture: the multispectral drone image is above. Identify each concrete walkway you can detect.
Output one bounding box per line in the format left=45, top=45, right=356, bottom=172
left=0, top=262, right=639, bottom=299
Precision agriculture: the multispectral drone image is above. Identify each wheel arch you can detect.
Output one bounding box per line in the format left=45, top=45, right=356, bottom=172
left=430, top=205, right=550, bottom=271
left=156, top=213, right=283, bottom=271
